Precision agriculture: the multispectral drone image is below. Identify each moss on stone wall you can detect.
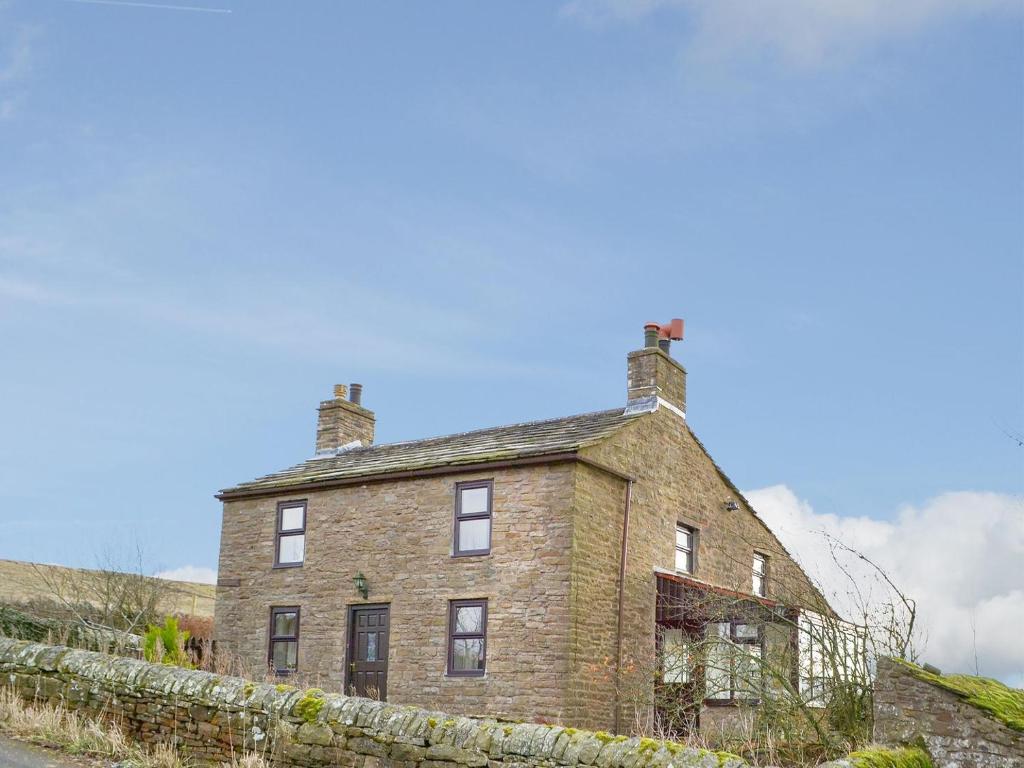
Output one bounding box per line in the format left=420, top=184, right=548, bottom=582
left=848, top=747, right=932, bottom=768
left=294, top=688, right=325, bottom=723
left=893, top=659, right=1024, bottom=732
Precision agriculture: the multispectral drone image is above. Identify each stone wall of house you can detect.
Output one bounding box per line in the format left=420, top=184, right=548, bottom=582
left=215, top=462, right=579, bottom=724
left=582, top=401, right=822, bottom=611
left=566, top=462, right=628, bottom=731
left=873, top=657, right=1024, bottom=768
left=0, top=638, right=746, bottom=768
left=578, top=391, right=823, bottom=733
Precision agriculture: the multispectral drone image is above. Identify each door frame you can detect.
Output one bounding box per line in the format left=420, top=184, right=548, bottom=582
left=344, top=603, right=391, bottom=698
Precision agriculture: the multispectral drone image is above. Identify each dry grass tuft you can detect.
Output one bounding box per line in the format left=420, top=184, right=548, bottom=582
left=231, top=752, right=271, bottom=768
left=0, top=685, right=268, bottom=767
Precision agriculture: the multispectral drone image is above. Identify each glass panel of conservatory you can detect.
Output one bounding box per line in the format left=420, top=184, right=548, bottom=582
left=662, top=628, right=689, bottom=684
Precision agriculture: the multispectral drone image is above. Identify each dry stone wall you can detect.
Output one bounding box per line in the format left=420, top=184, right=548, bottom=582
left=873, top=657, right=1023, bottom=768
left=0, top=638, right=745, bottom=768
left=0, top=605, right=141, bottom=652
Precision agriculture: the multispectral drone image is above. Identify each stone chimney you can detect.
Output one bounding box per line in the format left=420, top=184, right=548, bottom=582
left=626, top=321, right=686, bottom=417
left=315, top=383, right=375, bottom=454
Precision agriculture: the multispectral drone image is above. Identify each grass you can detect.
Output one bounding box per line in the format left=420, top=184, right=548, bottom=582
left=894, top=659, right=1024, bottom=732
left=0, top=686, right=266, bottom=768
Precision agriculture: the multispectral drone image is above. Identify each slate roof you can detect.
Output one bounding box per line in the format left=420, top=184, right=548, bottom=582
left=218, top=408, right=642, bottom=498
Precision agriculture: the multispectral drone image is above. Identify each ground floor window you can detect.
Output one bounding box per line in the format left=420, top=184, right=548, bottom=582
left=797, top=610, right=868, bottom=708
left=704, top=621, right=763, bottom=703
left=269, top=606, right=299, bottom=674
left=661, top=627, right=692, bottom=683
left=448, top=599, right=487, bottom=676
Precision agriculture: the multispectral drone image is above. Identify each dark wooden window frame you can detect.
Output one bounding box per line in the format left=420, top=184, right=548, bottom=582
left=447, top=599, right=488, bottom=677
left=752, top=552, right=769, bottom=597
left=704, top=620, right=764, bottom=707
left=274, top=500, right=307, bottom=568
left=675, top=523, right=698, bottom=575
left=453, top=480, right=493, bottom=557
left=268, top=605, right=300, bottom=676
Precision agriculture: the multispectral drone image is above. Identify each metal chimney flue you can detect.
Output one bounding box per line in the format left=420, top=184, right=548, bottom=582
left=349, top=383, right=363, bottom=406
left=644, top=323, right=660, bottom=348
left=644, top=319, right=684, bottom=354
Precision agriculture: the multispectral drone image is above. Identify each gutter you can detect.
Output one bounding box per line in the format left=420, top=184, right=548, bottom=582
left=217, top=451, right=633, bottom=501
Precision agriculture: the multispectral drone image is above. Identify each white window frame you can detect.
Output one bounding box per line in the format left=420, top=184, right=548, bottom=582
left=752, top=552, right=768, bottom=596
left=675, top=524, right=696, bottom=574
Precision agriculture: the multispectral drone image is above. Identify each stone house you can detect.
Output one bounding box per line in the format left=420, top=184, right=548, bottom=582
left=214, top=323, right=828, bottom=736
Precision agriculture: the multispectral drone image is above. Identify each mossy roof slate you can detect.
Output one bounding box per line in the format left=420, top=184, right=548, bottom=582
left=218, top=408, right=641, bottom=498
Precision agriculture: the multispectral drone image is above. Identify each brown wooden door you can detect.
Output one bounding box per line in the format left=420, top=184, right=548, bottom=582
left=347, top=605, right=389, bottom=700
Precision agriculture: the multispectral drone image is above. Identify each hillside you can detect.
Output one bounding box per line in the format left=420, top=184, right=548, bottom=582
left=0, top=559, right=215, bottom=618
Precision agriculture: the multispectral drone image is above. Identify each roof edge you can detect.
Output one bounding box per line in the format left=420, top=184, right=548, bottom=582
left=683, top=423, right=836, bottom=617
left=217, top=451, right=633, bottom=502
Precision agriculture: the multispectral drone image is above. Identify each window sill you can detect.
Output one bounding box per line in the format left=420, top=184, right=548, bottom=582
left=451, top=551, right=491, bottom=559
left=445, top=671, right=486, bottom=678
left=272, top=563, right=304, bottom=570
left=704, top=699, right=761, bottom=707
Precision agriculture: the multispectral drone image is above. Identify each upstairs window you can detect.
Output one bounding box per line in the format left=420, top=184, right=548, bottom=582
left=752, top=553, right=768, bottom=597
left=454, top=481, right=492, bottom=556
left=448, top=599, right=487, bottom=676
left=275, top=501, right=306, bottom=567
left=268, top=606, right=300, bottom=674
left=675, top=524, right=696, bottom=574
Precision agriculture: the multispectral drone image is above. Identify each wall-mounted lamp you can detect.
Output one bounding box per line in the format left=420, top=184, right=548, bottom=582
left=353, top=572, right=368, bottom=599
left=724, top=500, right=739, bottom=512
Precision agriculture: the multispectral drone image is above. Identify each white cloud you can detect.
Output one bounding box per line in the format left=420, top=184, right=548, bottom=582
left=562, top=0, right=1018, bottom=69
left=155, top=565, right=217, bottom=584
left=745, top=485, right=1024, bottom=684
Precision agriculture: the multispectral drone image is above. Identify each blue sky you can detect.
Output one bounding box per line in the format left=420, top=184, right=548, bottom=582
left=0, top=1, right=1021, bottom=677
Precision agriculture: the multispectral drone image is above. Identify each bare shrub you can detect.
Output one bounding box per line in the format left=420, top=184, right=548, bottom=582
left=176, top=614, right=213, bottom=641
left=30, top=543, right=170, bottom=641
